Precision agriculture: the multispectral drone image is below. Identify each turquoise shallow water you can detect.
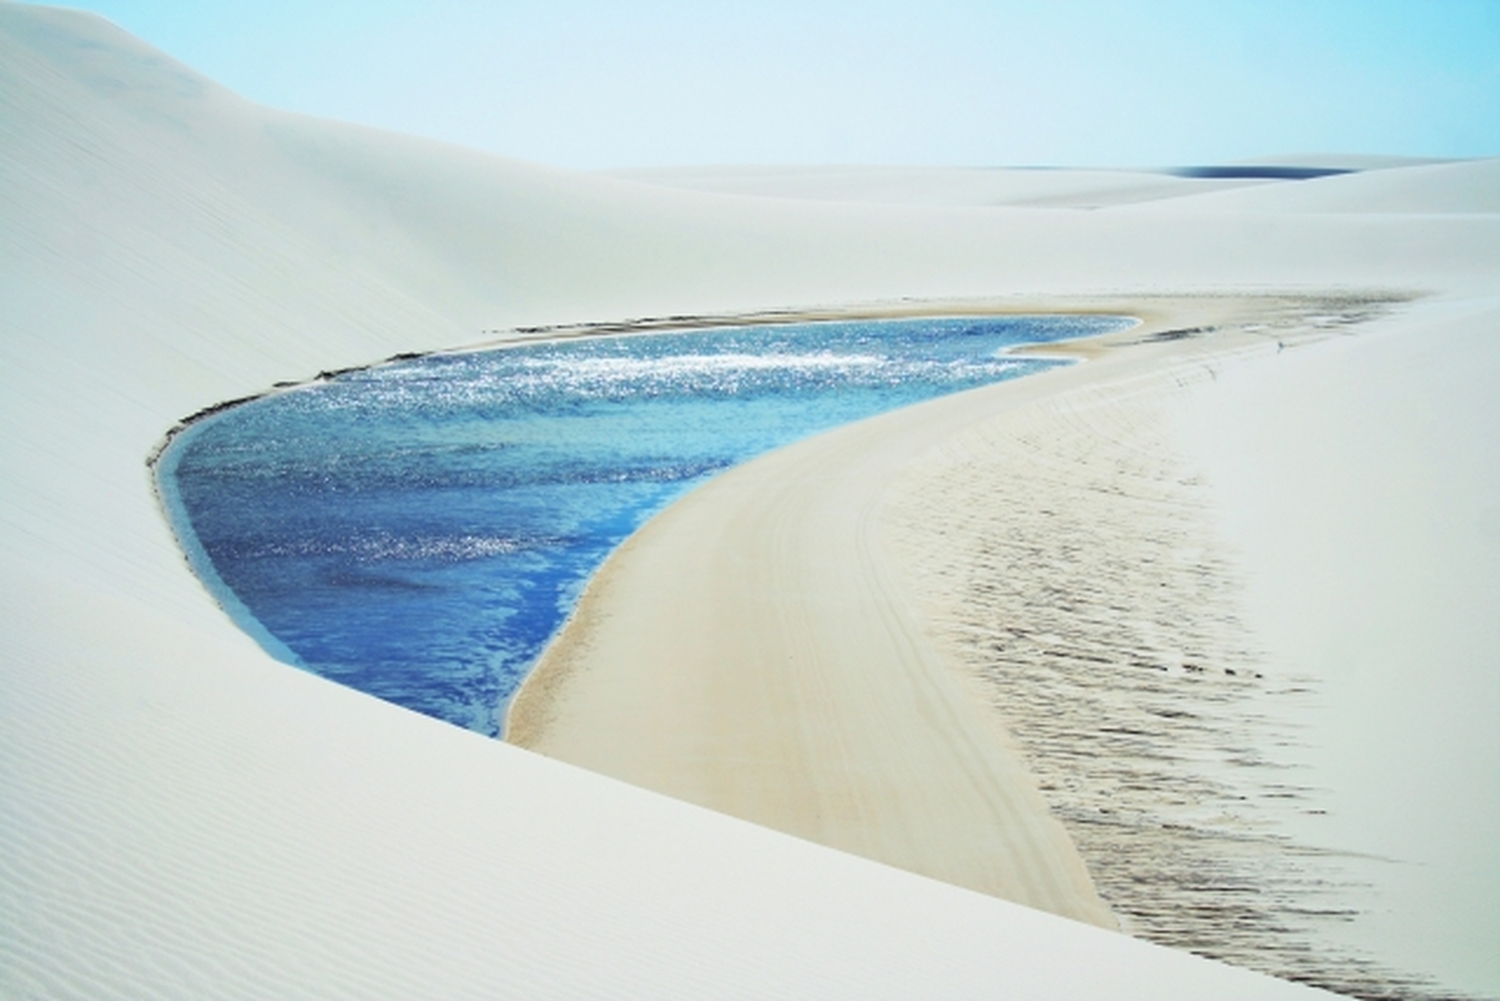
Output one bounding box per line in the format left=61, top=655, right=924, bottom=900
left=158, top=315, right=1130, bottom=735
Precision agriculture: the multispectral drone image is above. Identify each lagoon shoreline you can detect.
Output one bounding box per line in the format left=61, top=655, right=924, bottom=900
left=154, top=310, right=1122, bottom=738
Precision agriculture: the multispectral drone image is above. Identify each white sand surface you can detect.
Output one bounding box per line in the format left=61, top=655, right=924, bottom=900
left=3, top=3, right=1495, bottom=998
left=1167, top=298, right=1500, bottom=996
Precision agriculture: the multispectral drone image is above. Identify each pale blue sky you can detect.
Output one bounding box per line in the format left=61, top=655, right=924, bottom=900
left=47, top=0, right=1500, bottom=168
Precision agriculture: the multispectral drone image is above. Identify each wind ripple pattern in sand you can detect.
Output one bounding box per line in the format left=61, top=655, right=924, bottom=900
left=883, top=317, right=1450, bottom=1000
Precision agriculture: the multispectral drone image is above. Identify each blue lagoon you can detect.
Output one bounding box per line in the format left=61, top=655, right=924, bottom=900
left=157, top=315, right=1129, bottom=735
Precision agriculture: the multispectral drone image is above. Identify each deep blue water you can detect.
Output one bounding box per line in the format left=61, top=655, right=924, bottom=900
left=158, top=315, right=1130, bottom=735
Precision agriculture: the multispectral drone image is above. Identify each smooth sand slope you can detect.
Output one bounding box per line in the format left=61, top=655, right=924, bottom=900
left=1165, top=299, right=1500, bottom=995
left=3, top=4, right=1496, bottom=998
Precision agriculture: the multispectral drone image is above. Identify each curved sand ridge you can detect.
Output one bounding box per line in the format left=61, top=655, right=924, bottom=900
left=508, top=298, right=1304, bottom=925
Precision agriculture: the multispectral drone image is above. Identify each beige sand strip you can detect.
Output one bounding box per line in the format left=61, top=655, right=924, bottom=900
left=508, top=298, right=1321, bottom=926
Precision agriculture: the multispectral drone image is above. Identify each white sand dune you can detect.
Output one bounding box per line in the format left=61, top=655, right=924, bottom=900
left=2, top=4, right=1495, bottom=998
left=1166, top=298, right=1500, bottom=994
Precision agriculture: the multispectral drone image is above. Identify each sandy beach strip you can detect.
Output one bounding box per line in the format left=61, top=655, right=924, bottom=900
left=506, top=295, right=1330, bottom=928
